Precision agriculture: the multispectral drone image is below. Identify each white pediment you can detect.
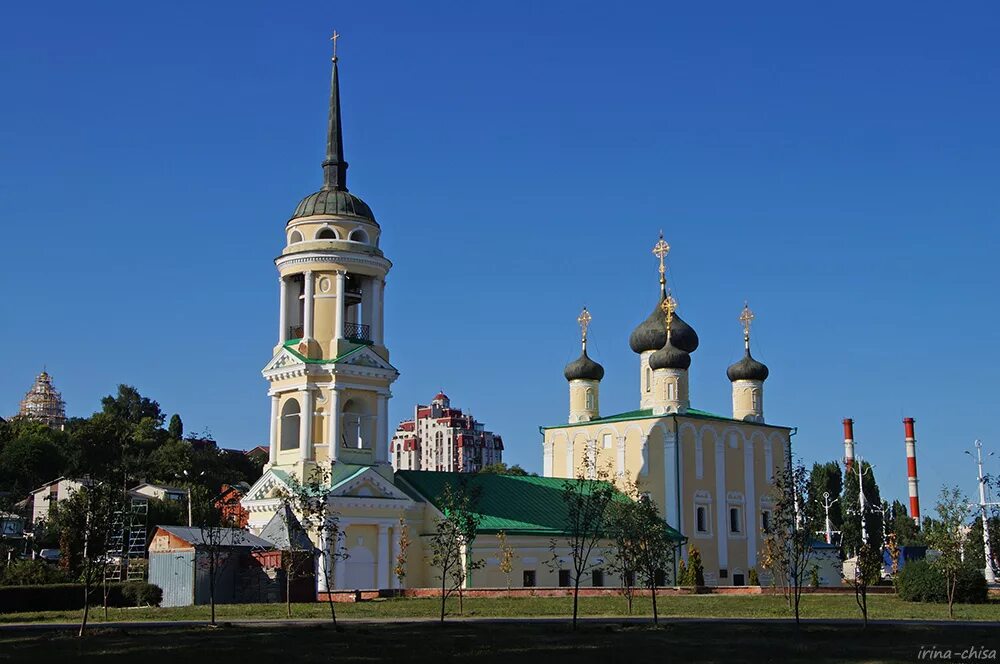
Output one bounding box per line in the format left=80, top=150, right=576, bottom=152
left=331, top=467, right=413, bottom=503
left=262, top=348, right=305, bottom=378
left=338, top=346, right=397, bottom=372
left=242, top=469, right=294, bottom=504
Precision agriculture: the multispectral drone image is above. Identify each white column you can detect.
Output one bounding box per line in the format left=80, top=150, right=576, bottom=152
left=268, top=394, right=279, bottom=465
left=317, top=533, right=330, bottom=593
left=278, top=276, right=288, bottom=343
left=543, top=440, right=553, bottom=477
left=360, top=277, right=374, bottom=330
left=378, top=280, right=386, bottom=344
left=328, top=388, right=342, bottom=464
left=565, top=439, right=574, bottom=477
left=303, top=270, right=315, bottom=340
left=334, top=271, right=346, bottom=341
left=715, top=439, right=728, bottom=575
left=299, top=388, right=314, bottom=461
left=663, top=432, right=678, bottom=528
left=371, top=278, right=384, bottom=345
left=377, top=523, right=389, bottom=589
left=639, top=435, right=649, bottom=476
left=375, top=394, right=389, bottom=464
left=744, top=439, right=757, bottom=572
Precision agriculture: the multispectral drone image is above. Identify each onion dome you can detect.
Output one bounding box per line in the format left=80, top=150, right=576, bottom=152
left=564, top=349, right=605, bottom=381
left=290, top=52, right=376, bottom=223
left=629, top=293, right=699, bottom=354
left=648, top=339, right=691, bottom=371
left=727, top=349, right=769, bottom=382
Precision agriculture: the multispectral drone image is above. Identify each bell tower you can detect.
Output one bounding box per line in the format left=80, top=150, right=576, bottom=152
left=262, top=35, right=399, bottom=481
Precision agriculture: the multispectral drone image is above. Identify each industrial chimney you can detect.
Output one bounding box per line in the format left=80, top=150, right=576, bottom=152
left=843, top=418, right=855, bottom=472
left=903, top=417, right=921, bottom=524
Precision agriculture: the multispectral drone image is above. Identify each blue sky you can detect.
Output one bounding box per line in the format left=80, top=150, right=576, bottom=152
left=2, top=1, right=998, bottom=509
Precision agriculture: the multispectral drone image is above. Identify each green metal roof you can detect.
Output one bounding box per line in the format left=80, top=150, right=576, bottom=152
left=396, top=470, right=683, bottom=541
left=281, top=341, right=369, bottom=365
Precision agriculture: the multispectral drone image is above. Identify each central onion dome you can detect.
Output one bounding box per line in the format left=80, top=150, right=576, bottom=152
left=648, top=338, right=691, bottom=371
left=629, top=292, right=699, bottom=354
left=727, top=349, right=769, bottom=382
left=292, top=189, right=375, bottom=222
left=564, top=349, right=605, bottom=381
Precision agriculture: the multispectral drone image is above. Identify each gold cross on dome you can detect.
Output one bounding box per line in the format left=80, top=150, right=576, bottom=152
left=652, top=232, right=670, bottom=278
left=331, top=30, right=341, bottom=60
left=577, top=307, right=592, bottom=348
left=740, top=301, right=755, bottom=341
left=661, top=292, right=677, bottom=334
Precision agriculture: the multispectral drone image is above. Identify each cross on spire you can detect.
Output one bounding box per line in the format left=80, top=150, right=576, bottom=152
left=739, top=301, right=755, bottom=349
left=331, top=30, right=340, bottom=61
left=652, top=232, right=670, bottom=291
left=661, top=292, right=677, bottom=339
left=577, top=307, right=592, bottom=351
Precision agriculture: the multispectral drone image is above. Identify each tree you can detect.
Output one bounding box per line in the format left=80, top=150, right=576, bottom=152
left=760, top=461, right=815, bottom=624
left=496, top=530, right=515, bottom=593
left=50, top=482, right=121, bottom=637
left=841, top=460, right=883, bottom=558
left=168, top=414, right=184, bottom=440
left=606, top=482, right=678, bottom=624
left=924, top=486, right=973, bottom=619
left=850, top=540, right=884, bottom=627
left=0, top=423, right=68, bottom=496
left=886, top=500, right=924, bottom=547
left=394, top=517, right=410, bottom=593
left=478, top=462, right=531, bottom=476
left=191, top=485, right=242, bottom=627
left=804, top=461, right=843, bottom=539
left=965, top=515, right=999, bottom=575
left=101, top=385, right=165, bottom=428
left=549, top=461, right=616, bottom=631
left=428, top=479, right=484, bottom=622
left=282, top=468, right=345, bottom=626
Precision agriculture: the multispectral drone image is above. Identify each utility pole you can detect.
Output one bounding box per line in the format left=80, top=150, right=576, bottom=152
left=821, top=491, right=838, bottom=544
left=967, top=440, right=996, bottom=584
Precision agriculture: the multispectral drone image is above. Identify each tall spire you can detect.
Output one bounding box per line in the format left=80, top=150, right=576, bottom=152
left=322, top=30, right=349, bottom=192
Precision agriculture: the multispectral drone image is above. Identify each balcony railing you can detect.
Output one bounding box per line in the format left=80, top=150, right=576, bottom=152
left=345, top=322, right=372, bottom=344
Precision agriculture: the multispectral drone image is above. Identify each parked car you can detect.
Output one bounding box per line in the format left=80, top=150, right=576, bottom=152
left=37, top=548, right=60, bottom=562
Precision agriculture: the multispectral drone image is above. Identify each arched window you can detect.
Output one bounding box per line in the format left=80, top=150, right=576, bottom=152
left=279, top=399, right=301, bottom=451
left=289, top=230, right=303, bottom=244
left=667, top=381, right=677, bottom=401
left=316, top=227, right=338, bottom=240
left=348, top=229, right=369, bottom=244
left=342, top=399, right=372, bottom=449
left=645, top=367, right=651, bottom=393
left=585, top=389, right=595, bottom=410
left=751, top=389, right=760, bottom=411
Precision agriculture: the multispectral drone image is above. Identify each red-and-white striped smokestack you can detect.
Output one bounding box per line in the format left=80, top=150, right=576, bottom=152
left=903, top=417, right=920, bottom=524
left=843, top=418, right=855, bottom=471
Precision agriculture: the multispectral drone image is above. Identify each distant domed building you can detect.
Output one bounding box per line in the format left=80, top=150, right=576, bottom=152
left=391, top=392, right=504, bottom=472
left=18, top=371, right=66, bottom=430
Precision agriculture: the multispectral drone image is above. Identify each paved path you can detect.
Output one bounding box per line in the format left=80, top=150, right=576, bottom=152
left=2, top=616, right=998, bottom=631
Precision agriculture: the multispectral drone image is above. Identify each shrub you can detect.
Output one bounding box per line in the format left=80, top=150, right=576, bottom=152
left=687, top=547, right=705, bottom=586
left=0, top=560, right=69, bottom=586
left=122, top=582, right=162, bottom=607
left=748, top=568, right=760, bottom=586
left=0, top=583, right=166, bottom=613
left=895, top=559, right=988, bottom=604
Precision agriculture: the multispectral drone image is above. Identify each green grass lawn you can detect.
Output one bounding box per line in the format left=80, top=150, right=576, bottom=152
left=2, top=620, right=999, bottom=664
left=3, top=593, right=999, bottom=624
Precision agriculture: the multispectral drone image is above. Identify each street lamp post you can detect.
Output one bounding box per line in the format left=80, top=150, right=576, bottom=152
left=181, top=470, right=205, bottom=528
left=966, top=440, right=996, bottom=585
left=856, top=455, right=870, bottom=545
